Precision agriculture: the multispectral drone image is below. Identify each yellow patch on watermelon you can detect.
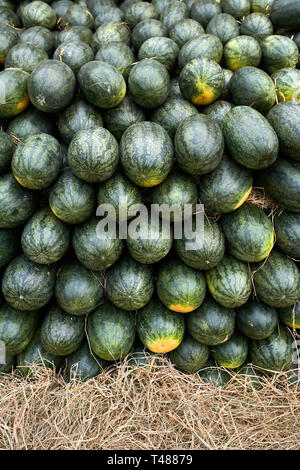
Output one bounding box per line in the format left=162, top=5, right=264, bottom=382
left=281, top=320, right=300, bottom=329
left=14, top=175, right=27, bottom=187
left=16, top=95, right=30, bottom=113
left=192, top=83, right=216, bottom=105
left=256, top=231, right=275, bottom=261
left=217, top=362, right=241, bottom=369
left=169, top=304, right=196, bottom=313
left=147, top=338, right=180, bottom=354
left=49, top=203, right=60, bottom=219
left=141, top=178, right=162, bottom=187
left=233, top=185, right=253, bottom=210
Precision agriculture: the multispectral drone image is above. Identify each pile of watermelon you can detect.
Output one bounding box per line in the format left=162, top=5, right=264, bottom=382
left=0, top=0, right=299, bottom=386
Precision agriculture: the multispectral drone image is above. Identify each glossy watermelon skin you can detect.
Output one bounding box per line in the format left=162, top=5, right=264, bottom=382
left=67, top=127, right=119, bottom=184
left=168, top=334, right=209, bottom=373
left=0, top=303, right=39, bottom=355
left=236, top=300, right=278, bottom=340
left=199, top=154, right=253, bottom=214
left=178, top=35, right=223, bottom=69
left=138, top=36, right=179, bottom=71
left=212, top=331, right=248, bottom=369
left=278, top=301, right=300, bottom=329
left=106, top=255, right=154, bottom=311
left=206, top=13, right=240, bottom=45
left=179, top=58, right=225, bottom=106
left=12, top=133, right=62, bottom=190
left=175, top=114, right=224, bottom=175
left=274, top=211, right=300, bottom=258
left=261, top=35, right=299, bottom=73
left=49, top=168, right=96, bottom=224
left=175, top=216, right=225, bottom=271
left=221, top=202, right=274, bottom=262
left=22, top=1, right=57, bottom=29
left=229, top=66, right=276, bottom=114
left=198, top=364, right=231, bottom=387
left=5, top=43, right=48, bottom=74
left=224, top=36, right=262, bottom=71
left=88, top=301, right=136, bottom=361
left=2, top=254, right=56, bottom=311
left=95, top=41, right=134, bottom=79
left=120, top=121, right=173, bottom=187
left=203, top=100, right=234, bottom=127
left=169, top=18, right=204, bottom=48
left=267, top=102, right=300, bottom=161
left=103, top=97, right=146, bottom=141
left=240, top=13, right=273, bottom=41
left=222, top=106, right=279, bottom=170
left=66, top=340, right=108, bottom=381
left=271, top=68, right=300, bottom=103
left=55, top=260, right=104, bottom=316
left=55, top=25, right=93, bottom=48
left=124, top=1, right=158, bottom=28
left=249, top=325, right=293, bottom=371
left=206, top=255, right=252, bottom=308
left=128, top=59, right=170, bottom=109
left=0, top=69, right=30, bottom=119
left=137, top=299, right=185, bottom=353
left=190, top=0, right=221, bottom=27
left=92, top=21, right=131, bottom=50
left=150, top=97, right=197, bottom=139
left=160, top=1, right=188, bottom=30
left=41, top=304, right=85, bottom=356
left=19, top=25, right=55, bottom=54
left=0, top=25, right=19, bottom=64
left=270, top=0, right=300, bottom=29
left=28, top=60, right=76, bottom=113
left=54, top=41, right=94, bottom=74
left=0, top=228, right=19, bottom=268
left=255, top=158, right=300, bottom=213
left=21, top=207, right=70, bottom=265
left=61, top=4, right=94, bottom=29
left=157, top=258, right=206, bottom=313
left=7, top=108, right=55, bottom=141
left=186, top=296, right=235, bottom=346
left=252, top=249, right=300, bottom=308
left=0, top=130, right=14, bottom=173
left=0, top=173, right=39, bottom=228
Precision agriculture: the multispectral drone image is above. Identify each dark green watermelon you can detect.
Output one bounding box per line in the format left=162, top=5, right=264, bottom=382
left=0, top=130, right=14, bottom=173
left=168, top=334, right=209, bottom=373
left=169, top=18, right=204, bottom=48
left=252, top=0, right=274, bottom=14
left=5, top=43, right=48, bottom=74
left=160, top=1, right=188, bottom=30
left=95, top=41, right=134, bottom=79
left=2, top=254, right=56, bottom=311
left=0, top=228, right=19, bottom=268
left=236, top=300, right=278, bottom=340
left=274, top=211, right=300, bottom=258
left=221, top=0, right=251, bottom=18
left=206, top=13, right=240, bottom=45
left=270, top=0, right=300, bottom=30
left=22, top=1, right=57, bottom=29
left=278, top=301, right=300, bottom=329
left=150, top=97, right=197, bottom=139
left=212, top=331, right=248, bottom=369
left=88, top=301, right=135, bottom=361
left=0, top=6, right=21, bottom=27
left=224, top=35, right=262, bottom=71
left=271, top=68, right=300, bottom=103
left=53, top=41, right=94, bottom=74
left=203, top=100, right=234, bottom=127
left=220, top=68, right=234, bottom=100
left=198, top=364, right=231, bottom=387
left=124, top=1, right=158, bottom=28
left=19, top=25, right=55, bottom=54
left=0, top=24, right=19, bottom=64
left=261, top=35, right=299, bottom=73
left=138, top=36, right=179, bottom=71
left=240, top=13, right=273, bottom=41
left=66, top=340, right=108, bottom=381
left=55, top=25, right=93, bottom=47
left=92, top=21, right=131, bottom=50
left=7, top=107, right=55, bottom=141
left=131, top=18, right=167, bottom=50
left=178, top=34, right=223, bottom=69
left=103, top=97, right=146, bottom=141
left=267, top=102, right=300, bottom=161
left=190, top=0, right=221, bottom=27
left=0, top=68, right=30, bottom=119
left=61, top=4, right=94, bottom=29
left=94, top=7, right=124, bottom=27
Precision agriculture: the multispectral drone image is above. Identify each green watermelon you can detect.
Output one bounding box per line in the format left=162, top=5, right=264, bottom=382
left=199, top=154, right=253, bottom=214
left=224, top=36, right=262, bottom=71
left=0, top=173, right=39, bottom=228
left=52, top=0, right=74, bottom=17
left=95, top=41, right=134, bottom=79
left=151, top=0, right=172, bottom=15
left=175, top=114, right=224, bottom=175
left=160, top=1, right=188, bottom=30
left=88, top=301, right=135, bottom=361
left=178, top=34, right=223, bottom=69
left=128, top=59, right=170, bottom=109
left=138, top=36, right=179, bottom=71
left=55, top=260, right=104, bottom=316
left=236, top=300, right=278, bottom=340
left=12, top=133, right=62, bottom=190
left=19, top=24, right=55, bottom=54
left=103, top=97, right=146, bottom=141
left=61, top=4, right=94, bottom=29
left=78, top=61, right=126, bottom=109
left=92, top=21, right=131, bottom=50
left=0, top=228, right=19, bottom=268
left=240, top=13, right=273, bottom=41
left=169, top=18, right=204, bottom=48
left=7, top=108, right=55, bottom=141
left=220, top=68, right=234, bottom=100
left=131, top=18, right=167, bottom=50
left=124, top=1, right=158, bottom=28
left=274, top=211, right=300, bottom=258
left=221, top=0, right=251, bottom=18
left=53, top=41, right=94, bottom=74
left=66, top=340, right=108, bottom=381
left=278, top=301, right=300, bottom=329
left=94, top=7, right=124, bottom=27
left=261, top=35, right=299, bottom=73
left=0, top=25, right=19, bottom=64
left=168, top=334, right=209, bottom=373
left=120, top=121, right=173, bottom=187
left=252, top=249, right=300, bottom=308
left=0, top=6, right=21, bottom=27
left=186, top=296, right=235, bottom=345
left=21, top=207, right=70, bottom=265
left=270, top=0, right=300, bottom=30
left=212, top=331, right=248, bottom=369
left=206, top=255, right=252, bottom=308
left=206, top=13, right=240, bottom=45
left=0, top=353, right=15, bottom=374
left=0, top=303, right=39, bottom=355
left=2, top=254, right=56, bottom=311
left=106, top=255, right=154, bottom=311
left=236, top=364, right=266, bottom=389
left=267, top=102, right=300, bottom=161
left=198, top=364, right=231, bottom=387
left=49, top=168, right=96, bottom=224
left=249, top=324, right=293, bottom=371
left=222, top=106, right=279, bottom=169
left=22, top=1, right=57, bottom=29
left=190, top=0, right=221, bottom=27
left=0, top=130, right=14, bottom=173
left=88, top=0, right=118, bottom=16
left=203, top=100, right=234, bottom=127
left=252, top=0, right=274, bottom=14
left=5, top=43, right=48, bottom=74
left=150, top=97, right=197, bottom=139
left=271, top=68, right=300, bottom=102
left=127, top=344, right=158, bottom=369
left=0, top=68, right=30, bottom=119
left=55, top=25, right=93, bottom=47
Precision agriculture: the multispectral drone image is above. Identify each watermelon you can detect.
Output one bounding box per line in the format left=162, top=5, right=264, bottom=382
left=0, top=173, right=39, bottom=228
left=212, top=331, right=248, bottom=369
left=252, top=249, right=300, bottom=308
left=190, top=0, right=221, bottom=27
left=0, top=353, right=15, bottom=374
left=55, top=260, right=104, bottom=316
left=22, top=1, right=57, bottom=29
left=151, top=0, right=172, bottom=15
left=120, top=121, right=173, bottom=187
left=224, top=36, right=262, bottom=71
left=0, top=228, right=19, bottom=268
left=221, top=0, right=251, bottom=18
left=106, top=255, right=154, bottom=311
left=249, top=324, right=293, bottom=371
left=220, top=68, right=234, bottom=100
left=198, top=364, right=231, bottom=387
left=2, top=254, right=56, bottom=311
left=261, top=35, right=299, bottom=73
left=28, top=60, right=76, bottom=113
left=221, top=202, right=274, bottom=262
left=229, top=66, right=276, bottom=113
left=52, top=0, right=74, bottom=17
left=127, top=344, right=158, bottom=369
left=236, top=300, right=278, bottom=340
left=0, top=1, right=16, bottom=11
left=186, top=296, right=235, bottom=345
left=53, top=41, right=94, bottom=74
left=66, top=340, right=108, bottom=381
left=178, top=35, right=223, bottom=69
left=174, top=216, right=225, bottom=271
left=55, top=25, right=93, bottom=47
left=274, top=211, right=300, bottom=258
left=236, top=364, right=266, bottom=389
left=150, top=97, right=197, bottom=139
left=94, top=7, right=124, bottom=27
left=103, top=97, right=145, bottom=141
left=97, top=170, right=142, bottom=221
left=92, top=21, right=131, bottom=50
left=206, top=255, right=252, bottom=308
left=169, top=77, right=182, bottom=98
left=222, top=106, right=279, bottom=169
left=256, top=158, right=300, bottom=213
left=67, top=127, right=119, bottom=184
left=0, top=69, right=30, bottom=119
left=271, top=68, right=300, bottom=102
left=19, top=25, right=55, bottom=54
left=21, top=207, right=70, bottom=265
left=128, top=59, right=170, bottom=109
left=278, top=301, right=300, bottom=329
left=0, top=7, right=21, bottom=27
left=199, top=154, right=253, bottom=214
left=0, top=130, right=14, bottom=173
left=124, top=1, right=158, bottom=28
left=95, top=41, right=134, bottom=79
left=5, top=43, right=48, bottom=74
left=267, top=102, right=300, bottom=161
left=240, top=13, right=273, bottom=41
left=7, top=107, right=55, bottom=141
left=131, top=18, right=167, bottom=50
left=137, top=298, right=185, bottom=353
left=157, top=258, right=206, bottom=313
left=175, top=114, right=224, bottom=175
left=160, top=1, right=188, bottom=30
left=88, top=0, right=118, bottom=16
left=252, top=0, right=274, bottom=14
left=58, top=98, right=103, bottom=144
left=138, top=37, right=179, bottom=71
left=78, top=61, right=126, bottom=109
left=168, top=334, right=209, bottom=373
left=169, top=19, right=204, bottom=48
left=203, top=100, right=234, bottom=127
left=206, top=13, right=240, bottom=45
left=270, top=0, right=300, bottom=30
left=61, top=4, right=94, bottom=29
left=0, top=25, right=18, bottom=64
left=150, top=169, right=198, bottom=222
left=0, top=303, right=39, bottom=355
left=179, top=58, right=225, bottom=106
left=12, top=133, right=62, bottom=190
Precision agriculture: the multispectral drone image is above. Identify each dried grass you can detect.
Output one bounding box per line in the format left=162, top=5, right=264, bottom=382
left=0, top=358, right=300, bottom=450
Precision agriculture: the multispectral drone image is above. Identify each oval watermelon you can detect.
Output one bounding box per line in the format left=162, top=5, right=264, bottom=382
left=66, top=340, right=108, bottom=381
left=212, top=331, right=248, bottom=369
left=267, top=102, right=300, bottom=161
left=274, top=211, right=300, bottom=258
left=103, top=97, right=146, bottom=141
left=224, top=35, right=262, bottom=71
left=0, top=68, right=30, bottom=119
left=278, top=301, right=300, bottom=329
left=168, top=334, right=209, bottom=373
left=236, top=300, right=278, bottom=340
left=206, top=13, right=240, bottom=45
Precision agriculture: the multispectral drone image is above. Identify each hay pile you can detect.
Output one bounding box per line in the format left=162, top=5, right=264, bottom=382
left=0, top=358, right=300, bottom=450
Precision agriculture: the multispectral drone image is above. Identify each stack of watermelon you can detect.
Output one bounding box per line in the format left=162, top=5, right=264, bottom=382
left=0, top=0, right=299, bottom=385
